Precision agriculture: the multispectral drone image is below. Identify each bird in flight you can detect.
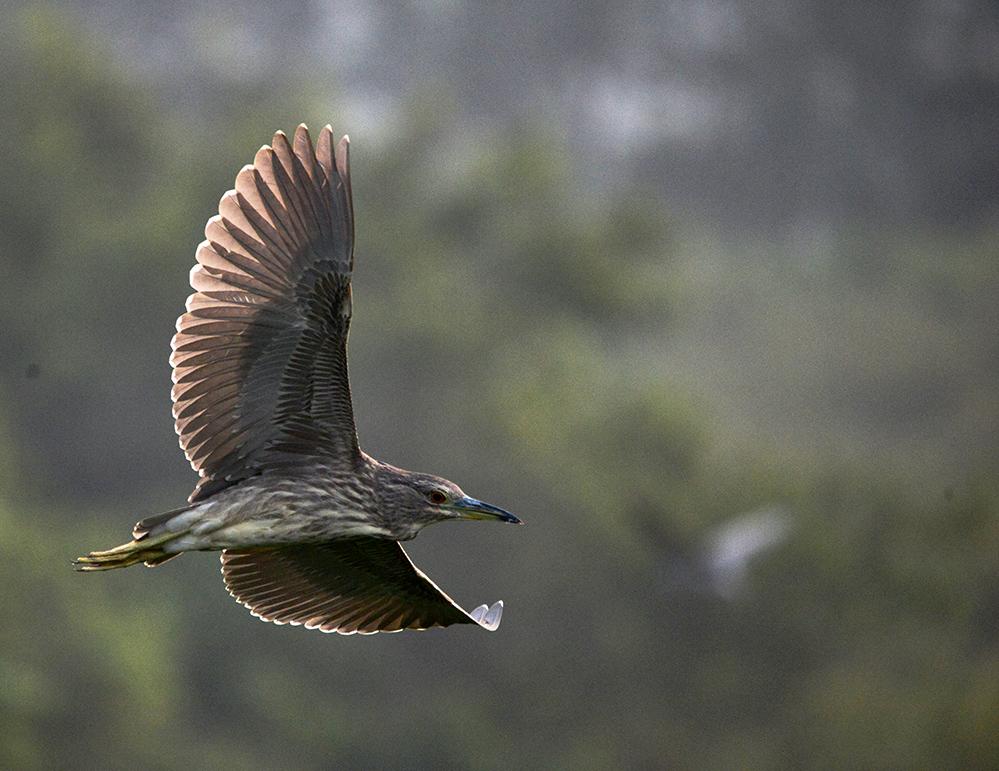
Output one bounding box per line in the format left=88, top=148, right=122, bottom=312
left=76, top=124, right=520, bottom=634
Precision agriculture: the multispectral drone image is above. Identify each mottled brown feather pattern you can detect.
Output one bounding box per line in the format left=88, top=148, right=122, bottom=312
left=170, top=125, right=358, bottom=503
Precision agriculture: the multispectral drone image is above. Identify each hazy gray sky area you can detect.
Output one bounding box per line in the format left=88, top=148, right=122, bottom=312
left=2, top=1, right=997, bottom=767
left=72, top=0, right=999, bottom=232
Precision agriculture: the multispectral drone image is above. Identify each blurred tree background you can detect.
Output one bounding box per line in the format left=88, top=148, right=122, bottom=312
left=1, top=1, right=998, bottom=768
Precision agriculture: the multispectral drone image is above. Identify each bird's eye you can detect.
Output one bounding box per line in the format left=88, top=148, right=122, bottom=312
left=428, top=490, right=448, bottom=505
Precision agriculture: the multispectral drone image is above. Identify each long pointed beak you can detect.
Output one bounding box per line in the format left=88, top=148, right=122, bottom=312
left=450, top=496, right=523, bottom=524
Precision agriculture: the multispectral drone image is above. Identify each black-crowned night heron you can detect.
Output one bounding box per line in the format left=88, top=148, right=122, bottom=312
left=76, top=125, right=520, bottom=635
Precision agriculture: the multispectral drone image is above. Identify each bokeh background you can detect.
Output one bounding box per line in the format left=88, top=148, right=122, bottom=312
left=2, top=1, right=998, bottom=768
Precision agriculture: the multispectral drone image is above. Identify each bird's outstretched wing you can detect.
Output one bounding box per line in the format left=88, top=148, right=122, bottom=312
left=220, top=540, right=504, bottom=634
left=170, top=125, right=357, bottom=502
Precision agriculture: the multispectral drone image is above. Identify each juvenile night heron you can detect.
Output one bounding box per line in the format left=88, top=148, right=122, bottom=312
left=76, top=124, right=520, bottom=634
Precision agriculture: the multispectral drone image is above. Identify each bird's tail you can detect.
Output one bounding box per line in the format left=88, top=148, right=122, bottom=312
left=74, top=505, right=193, bottom=572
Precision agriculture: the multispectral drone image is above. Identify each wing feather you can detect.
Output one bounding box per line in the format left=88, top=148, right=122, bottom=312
left=171, top=125, right=359, bottom=502
left=221, top=540, right=504, bottom=634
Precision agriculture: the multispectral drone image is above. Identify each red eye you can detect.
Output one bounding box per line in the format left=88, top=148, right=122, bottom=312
left=428, top=490, right=447, bottom=505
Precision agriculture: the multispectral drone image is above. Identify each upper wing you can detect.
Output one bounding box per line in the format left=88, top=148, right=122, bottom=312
left=220, top=540, right=504, bottom=634
left=170, top=125, right=358, bottom=502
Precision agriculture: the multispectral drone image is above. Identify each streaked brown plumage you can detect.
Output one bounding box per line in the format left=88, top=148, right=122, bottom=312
left=75, top=124, right=520, bottom=635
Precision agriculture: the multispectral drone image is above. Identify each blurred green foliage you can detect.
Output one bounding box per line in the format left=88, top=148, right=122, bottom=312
left=1, top=6, right=997, bottom=769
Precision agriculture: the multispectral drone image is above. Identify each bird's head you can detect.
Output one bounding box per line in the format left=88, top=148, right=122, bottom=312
left=375, top=466, right=522, bottom=537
